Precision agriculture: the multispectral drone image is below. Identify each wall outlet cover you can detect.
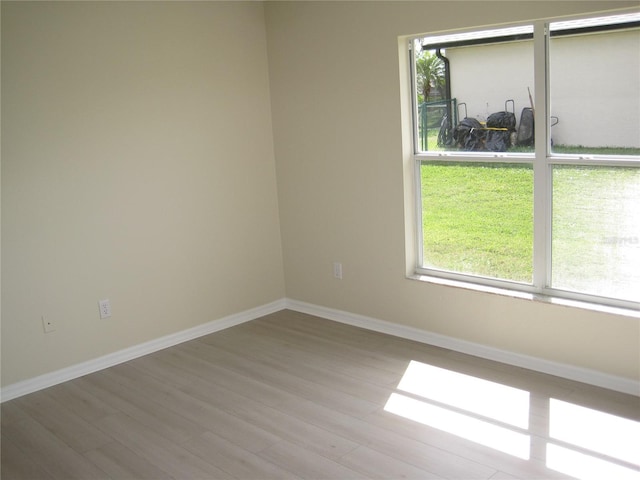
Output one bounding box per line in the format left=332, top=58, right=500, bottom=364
left=98, top=299, right=112, bottom=319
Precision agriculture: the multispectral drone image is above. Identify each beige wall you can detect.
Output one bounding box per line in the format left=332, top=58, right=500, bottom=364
left=1, top=1, right=285, bottom=386
left=2, top=1, right=638, bottom=390
left=265, top=1, right=639, bottom=381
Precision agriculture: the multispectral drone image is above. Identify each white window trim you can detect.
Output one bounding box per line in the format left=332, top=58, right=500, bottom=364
left=406, top=15, right=640, bottom=313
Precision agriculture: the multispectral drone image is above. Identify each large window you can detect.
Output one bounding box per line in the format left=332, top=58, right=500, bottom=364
left=410, top=11, right=640, bottom=309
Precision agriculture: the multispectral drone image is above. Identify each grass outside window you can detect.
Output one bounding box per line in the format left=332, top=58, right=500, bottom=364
left=421, top=162, right=533, bottom=283
left=420, top=162, right=640, bottom=301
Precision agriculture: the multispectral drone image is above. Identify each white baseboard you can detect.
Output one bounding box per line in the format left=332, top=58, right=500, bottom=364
left=3, top=297, right=637, bottom=402
left=0, top=299, right=286, bottom=403
left=285, top=299, right=640, bottom=397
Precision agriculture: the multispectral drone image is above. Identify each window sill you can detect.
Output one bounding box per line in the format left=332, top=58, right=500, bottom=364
left=408, top=273, right=640, bottom=319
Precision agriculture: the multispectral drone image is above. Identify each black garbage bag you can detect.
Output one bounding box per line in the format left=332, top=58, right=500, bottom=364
left=453, top=118, right=485, bottom=151
left=485, top=131, right=511, bottom=152
left=486, top=111, right=516, bottom=130
left=485, top=111, right=516, bottom=152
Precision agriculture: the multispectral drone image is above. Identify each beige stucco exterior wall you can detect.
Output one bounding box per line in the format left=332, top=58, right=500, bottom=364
left=550, top=29, right=640, bottom=148
left=445, top=29, right=640, bottom=148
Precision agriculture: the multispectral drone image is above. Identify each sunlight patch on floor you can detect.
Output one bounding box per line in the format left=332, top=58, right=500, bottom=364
left=396, top=361, right=530, bottom=428
left=547, top=399, right=640, bottom=479
left=547, top=444, right=640, bottom=480
left=385, top=361, right=531, bottom=459
left=384, top=360, right=640, bottom=479
left=384, top=392, right=531, bottom=459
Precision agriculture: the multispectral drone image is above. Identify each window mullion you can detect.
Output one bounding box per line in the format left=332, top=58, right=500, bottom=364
left=532, top=21, right=550, bottom=291
left=409, top=40, right=421, bottom=155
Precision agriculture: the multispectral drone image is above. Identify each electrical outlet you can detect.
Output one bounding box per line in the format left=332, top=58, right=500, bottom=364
left=98, top=299, right=112, bottom=319
left=333, top=262, right=343, bottom=279
left=42, top=315, right=56, bottom=333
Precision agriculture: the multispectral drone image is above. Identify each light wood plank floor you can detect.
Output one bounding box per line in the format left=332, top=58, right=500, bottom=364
left=2, top=309, right=639, bottom=479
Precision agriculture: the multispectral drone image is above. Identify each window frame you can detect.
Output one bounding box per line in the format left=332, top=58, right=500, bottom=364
left=409, top=15, right=640, bottom=311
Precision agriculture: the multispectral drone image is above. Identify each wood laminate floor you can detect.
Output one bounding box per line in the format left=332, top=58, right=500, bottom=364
left=2, top=310, right=639, bottom=479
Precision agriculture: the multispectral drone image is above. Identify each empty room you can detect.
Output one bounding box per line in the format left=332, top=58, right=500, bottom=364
left=1, top=1, right=639, bottom=479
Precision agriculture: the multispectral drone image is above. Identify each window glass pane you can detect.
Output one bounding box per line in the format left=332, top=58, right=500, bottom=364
left=552, top=166, right=640, bottom=302
left=421, top=162, right=533, bottom=283
left=414, top=27, right=534, bottom=154
left=549, top=17, right=640, bottom=156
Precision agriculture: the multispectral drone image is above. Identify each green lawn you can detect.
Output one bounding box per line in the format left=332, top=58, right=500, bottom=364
left=551, top=166, right=640, bottom=301
left=421, top=162, right=640, bottom=299
left=421, top=163, right=533, bottom=282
